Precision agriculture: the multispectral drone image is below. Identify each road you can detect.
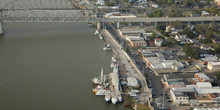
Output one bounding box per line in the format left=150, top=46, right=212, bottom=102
left=102, top=16, right=220, bottom=23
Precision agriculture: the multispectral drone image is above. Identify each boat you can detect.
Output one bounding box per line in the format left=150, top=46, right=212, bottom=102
left=117, top=95, right=122, bottom=102
left=105, top=95, right=111, bottom=102
left=95, top=90, right=106, bottom=96
left=92, top=68, right=104, bottom=85
left=99, top=34, right=103, bottom=40
left=92, top=85, right=103, bottom=93
left=94, top=30, right=99, bottom=35
left=103, top=44, right=111, bottom=51
left=111, top=97, right=118, bottom=104
left=88, top=23, right=94, bottom=27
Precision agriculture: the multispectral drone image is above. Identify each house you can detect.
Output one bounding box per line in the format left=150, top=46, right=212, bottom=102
left=200, top=45, right=213, bottom=50
left=154, top=38, right=163, bottom=47
left=175, top=34, right=187, bottom=42
left=163, top=73, right=185, bottom=88
left=194, top=73, right=211, bottom=83
left=165, top=26, right=175, bottom=32
left=201, top=11, right=211, bottom=16
left=198, top=35, right=206, bottom=40
left=207, top=61, right=220, bottom=71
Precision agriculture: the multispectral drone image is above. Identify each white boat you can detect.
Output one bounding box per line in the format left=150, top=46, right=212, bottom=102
left=95, top=90, right=106, bottom=96
left=105, top=95, right=111, bottom=102
left=94, top=30, right=99, bottom=35
left=117, top=95, right=122, bottom=102
left=92, top=68, right=104, bottom=85
left=92, top=77, right=101, bottom=85
left=99, top=34, right=103, bottom=40
left=111, top=63, right=115, bottom=68
left=111, top=97, right=118, bottom=104
left=103, top=44, right=111, bottom=51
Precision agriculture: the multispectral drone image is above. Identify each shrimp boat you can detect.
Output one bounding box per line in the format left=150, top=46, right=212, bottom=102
left=92, top=68, right=103, bottom=85
left=103, top=44, right=111, bottom=51
left=111, top=97, right=118, bottom=104
left=99, top=34, right=103, bottom=40
left=117, top=95, right=122, bottom=102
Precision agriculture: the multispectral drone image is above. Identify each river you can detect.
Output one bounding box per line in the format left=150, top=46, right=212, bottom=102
left=0, top=22, right=130, bottom=110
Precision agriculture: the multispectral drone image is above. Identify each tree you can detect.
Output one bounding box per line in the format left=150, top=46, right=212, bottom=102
left=156, top=24, right=166, bottom=33
left=124, top=47, right=130, bottom=55
left=168, top=9, right=183, bottom=17
left=173, top=20, right=183, bottom=29
left=148, top=9, right=163, bottom=17
left=216, top=72, right=220, bottom=81
left=194, top=25, right=205, bottom=35
left=180, top=27, right=195, bottom=38
left=183, top=45, right=200, bottom=59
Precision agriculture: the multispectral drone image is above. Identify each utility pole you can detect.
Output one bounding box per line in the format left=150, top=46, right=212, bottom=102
left=162, top=87, right=165, bottom=109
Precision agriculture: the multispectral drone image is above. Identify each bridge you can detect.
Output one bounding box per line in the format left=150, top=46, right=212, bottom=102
left=0, top=0, right=97, bottom=22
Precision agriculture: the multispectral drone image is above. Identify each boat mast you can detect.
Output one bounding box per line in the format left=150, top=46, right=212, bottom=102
left=101, top=68, right=103, bottom=83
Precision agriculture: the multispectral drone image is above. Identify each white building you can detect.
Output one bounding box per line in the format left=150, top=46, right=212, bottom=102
left=207, top=61, right=220, bottom=71
left=175, top=34, right=187, bottom=42
left=154, top=38, right=163, bottom=47
left=96, top=0, right=105, bottom=6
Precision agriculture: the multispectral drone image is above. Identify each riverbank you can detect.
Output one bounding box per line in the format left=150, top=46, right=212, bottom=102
left=100, top=28, right=153, bottom=110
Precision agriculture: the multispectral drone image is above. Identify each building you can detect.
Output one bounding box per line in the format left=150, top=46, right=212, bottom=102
left=194, top=73, right=211, bottom=82
left=126, top=36, right=147, bottom=48
left=200, top=55, right=219, bottom=65
left=175, top=34, right=187, bottom=42
left=96, top=0, right=105, bottom=5
left=214, top=0, right=220, bottom=6
left=207, top=61, right=220, bottom=71
left=163, top=73, right=185, bottom=88
left=154, top=38, right=163, bottom=47
left=170, top=82, right=220, bottom=104
left=201, top=11, right=211, bottom=16
left=117, top=29, right=145, bottom=38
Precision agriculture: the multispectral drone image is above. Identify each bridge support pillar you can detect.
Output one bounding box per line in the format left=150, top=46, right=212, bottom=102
left=202, top=21, right=204, bottom=24
left=128, top=22, right=131, bottom=27
left=117, top=21, right=120, bottom=29
left=0, top=22, right=4, bottom=35
left=188, top=21, right=190, bottom=26
left=140, top=22, right=143, bottom=27
left=154, top=22, right=157, bottom=26
left=97, top=22, right=101, bottom=30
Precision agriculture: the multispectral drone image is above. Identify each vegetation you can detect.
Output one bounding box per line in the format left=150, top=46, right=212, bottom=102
left=156, top=24, right=166, bottom=34
left=148, top=9, right=163, bottom=17
left=124, top=47, right=130, bottom=55
left=105, top=1, right=115, bottom=6
left=216, top=72, right=220, bottom=81
left=183, top=45, right=200, bottom=59
left=168, top=9, right=183, bottom=17
left=179, top=27, right=195, bottom=38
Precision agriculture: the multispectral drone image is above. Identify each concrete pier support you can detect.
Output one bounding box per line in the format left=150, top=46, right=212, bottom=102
left=0, top=22, right=4, bottom=35
left=117, top=21, right=120, bottom=28
left=188, top=21, right=190, bottom=26
left=128, top=22, right=131, bottom=27
left=97, top=22, right=101, bottom=30
left=154, top=22, right=157, bottom=26
left=140, top=22, right=143, bottom=27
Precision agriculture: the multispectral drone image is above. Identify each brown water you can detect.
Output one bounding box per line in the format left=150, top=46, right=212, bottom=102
left=0, top=22, right=130, bottom=110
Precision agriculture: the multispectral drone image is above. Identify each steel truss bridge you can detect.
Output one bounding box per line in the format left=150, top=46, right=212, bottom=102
left=0, top=0, right=98, bottom=22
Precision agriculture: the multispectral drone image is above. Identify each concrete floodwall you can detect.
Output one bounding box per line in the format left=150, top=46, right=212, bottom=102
left=104, top=29, right=154, bottom=110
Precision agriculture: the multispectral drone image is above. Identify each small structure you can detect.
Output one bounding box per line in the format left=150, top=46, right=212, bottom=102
left=154, top=38, right=163, bottom=47
left=127, top=77, right=140, bottom=88
left=207, top=61, right=220, bottom=71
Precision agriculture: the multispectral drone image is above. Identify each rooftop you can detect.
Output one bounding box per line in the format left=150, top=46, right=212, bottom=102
left=209, top=61, right=220, bottom=66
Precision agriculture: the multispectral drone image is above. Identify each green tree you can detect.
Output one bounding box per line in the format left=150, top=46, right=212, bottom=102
left=173, top=20, right=183, bottom=29
left=216, top=72, right=220, bottom=81
left=194, top=25, right=205, bottom=35
left=183, top=45, right=200, bottom=59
